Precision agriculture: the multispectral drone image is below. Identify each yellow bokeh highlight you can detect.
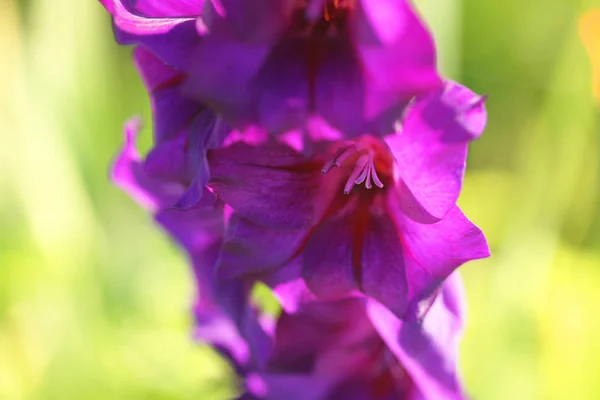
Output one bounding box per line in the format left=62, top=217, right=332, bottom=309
left=579, top=10, right=600, bottom=102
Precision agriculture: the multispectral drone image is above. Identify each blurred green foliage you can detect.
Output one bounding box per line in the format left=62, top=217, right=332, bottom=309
left=1, top=0, right=599, bottom=399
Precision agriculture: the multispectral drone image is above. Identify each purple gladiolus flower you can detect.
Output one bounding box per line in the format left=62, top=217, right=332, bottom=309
left=237, top=275, right=468, bottom=400
left=130, top=45, right=234, bottom=209
left=207, top=81, right=490, bottom=319
left=100, top=0, right=441, bottom=136
left=99, top=0, right=494, bottom=398
left=111, top=118, right=468, bottom=400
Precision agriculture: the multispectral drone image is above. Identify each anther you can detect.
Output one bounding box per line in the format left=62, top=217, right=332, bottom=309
left=322, top=143, right=385, bottom=194
left=342, top=150, right=384, bottom=194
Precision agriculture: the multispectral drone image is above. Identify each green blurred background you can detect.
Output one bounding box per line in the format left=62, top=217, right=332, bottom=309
left=1, top=0, right=599, bottom=399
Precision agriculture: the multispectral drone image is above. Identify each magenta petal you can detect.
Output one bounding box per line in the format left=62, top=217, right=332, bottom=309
left=190, top=239, right=253, bottom=367
left=302, top=214, right=359, bottom=300
left=257, top=257, right=320, bottom=315
left=103, top=0, right=200, bottom=69
left=171, top=164, right=212, bottom=209
left=130, top=0, right=202, bottom=17
left=360, top=213, right=410, bottom=318
left=216, top=215, right=306, bottom=281
left=353, top=0, right=442, bottom=127
left=133, top=47, right=202, bottom=143
left=389, top=198, right=489, bottom=319
left=355, top=0, right=411, bottom=45
left=183, top=37, right=270, bottom=127
left=185, top=216, right=273, bottom=372
left=438, top=81, right=488, bottom=140
left=367, top=273, right=467, bottom=400
left=173, top=184, right=217, bottom=211
left=111, top=118, right=185, bottom=210
left=183, top=213, right=273, bottom=372
left=143, top=134, right=188, bottom=181
left=258, top=374, right=333, bottom=400
left=192, top=310, right=250, bottom=367
left=358, top=193, right=488, bottom=321
left=270, top=276, right=317, bottom=314
left=269, top=298, right=371, bottom=374
left=314, top=39, right=364, bottom=137
left=209, top=0, right=296, bottom=45
left=208, top=141, right=325, bottom=229
left=386, top=82, right=487, bottom=222
left=156, top=205, right=224, bottom=255
left=256, top=39, right=310, bottom=133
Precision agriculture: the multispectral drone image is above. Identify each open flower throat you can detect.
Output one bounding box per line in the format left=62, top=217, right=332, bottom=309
left=287, top=0, right=359, bottom=111
left=292, top=0, right=357, bottom=36
left=322, top=135, right=394, bottom=195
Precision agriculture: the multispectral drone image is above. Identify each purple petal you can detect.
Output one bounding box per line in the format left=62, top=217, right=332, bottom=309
left=356, top=191, right=487, bottom=320
left=155, top=204, right=223, bottom=254
left=437, top=81, right=488, bottom=140
left=130, top=0, right=202, bottom=17
left=255, top=38, right=310, bottom=133
left=102, top=0, right=200, bottom=69
left=181, top=0, right=301, bottom=127
left=188, top=220, right=273, bottom=372
left=215, top=215, right=306, bottom=281
left=360, top=212, right=410, bottom=318
left=258, top=374, right=333, bottom=400
left=269, top=298, right=370, bottom=372
left=171, top=166, right=212, bottom=209
left=134, top=48, right=228, bottom=199
left=192, top=309, right=250, bottom=367
left=204, top=0, right=296, bottom=44
left=388, top=198, right=489, bottom=319
left=182, top=36, right=270, bottom=127
left=111, top=117, right=223, bottom=259
left=191, top=239, right=254, bottom=369
left=327, top=377, right=401, bottom=400
left=367, top=273, right=468, bottom=400
left=111, top=117, right=186, bottom=210
left=133, top=46, right=202, bottom=143
left=353, top=0, right=442, bottom=129
left=386, top=82, right=487, bottom=222
left=143, top=134, right=188, bottom=181
left=313, top=38, right=364, bottom=137
left=270, top=276, right=317, bottom=314
left=208, top=141, right=327, bottom=229
left=302, top=212, right=360, bottom=300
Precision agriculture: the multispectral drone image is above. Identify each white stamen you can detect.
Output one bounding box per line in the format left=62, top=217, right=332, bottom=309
left=323, top=142, right=386, bottom=194
left=344, top=154, right=369, bottom=194
left=371, top=167, right=384, bottom=188
left=334, top=145, right=357, bottom=166
left=321, top=147, right=347, bottom=174
left=365, top=166, right=373, bottom=189
left=354, top=150, right=372, bottom=185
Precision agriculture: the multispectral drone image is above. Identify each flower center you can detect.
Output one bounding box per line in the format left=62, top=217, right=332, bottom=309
left=292, top=0, right=356, bottom=36
left=321, top=136, right=394, bottom=194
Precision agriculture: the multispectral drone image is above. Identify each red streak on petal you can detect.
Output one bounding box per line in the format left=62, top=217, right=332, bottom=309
left=351, top=197, right=371, bottom=288
left=306, top=35, right=323, bottom=112
left=181, top=109, right=205, bottom=152
left=371, top=371, right=395, bottom=399
left=151, top=73, right=185, bottom=94
left=287, top=180, right=352, bottom=262
left=257, top=160, right=324, bottom=174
